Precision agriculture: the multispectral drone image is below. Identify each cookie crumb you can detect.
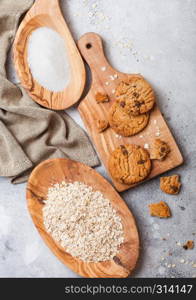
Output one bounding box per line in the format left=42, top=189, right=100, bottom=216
left=183, top=240, right=194, bottom=250
left=160, top=175, right=181, bottom=195
left=95, top=92, right=109, bottom=103
left=144, top=143, right=149, bottom=149
left=97, top=119, right=109, bottom=133
left=149, top=201, right=171, bottom=218
left=150, top=139, right=170, bottom=160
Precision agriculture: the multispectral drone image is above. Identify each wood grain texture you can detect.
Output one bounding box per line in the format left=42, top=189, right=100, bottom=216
left=78, top=33, right=183, bottom=192
left=13, top=0, right=85, bottom=110
left=26, top=158, right=139, bottom=278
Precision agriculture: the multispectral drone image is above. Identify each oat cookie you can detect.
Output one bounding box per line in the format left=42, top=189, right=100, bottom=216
left=109, top=101, right=149, bottom=137
left=150, top=139, right=170, bottom=160
left=95, top=92, right=109, bottom=103
left=149, top=201, right=171, bottom=218
left=160, top=175, right=181, bottom=195
left=97, top=119, right=109, bottom=133
left=108, top=144, right=151, bottom=184
left=115, top=77, right=155, bottom=116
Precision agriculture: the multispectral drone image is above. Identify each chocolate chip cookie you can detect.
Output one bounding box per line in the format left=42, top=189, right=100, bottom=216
left=108, top=144, right=151, bottom=184
left=160, top=175, right=181, bottom=195
left=109, top=101, right=150, bottom=137
left=115, top=77, right=155, bottom=116
left=150, top=139, right=170, bottom=160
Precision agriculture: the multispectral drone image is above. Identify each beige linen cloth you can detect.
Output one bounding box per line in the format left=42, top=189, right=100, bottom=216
left=0, top=0, right=99, bottom=183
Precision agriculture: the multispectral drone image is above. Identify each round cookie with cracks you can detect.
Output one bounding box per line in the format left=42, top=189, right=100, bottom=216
left=108, top=144, right=151, bottom=185
left=115, top=76, right=155, bottom=116
left=109, top=101, right=149, bottom=137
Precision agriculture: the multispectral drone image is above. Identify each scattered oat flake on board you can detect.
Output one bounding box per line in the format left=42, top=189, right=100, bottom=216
left=101, top=66, right=106, bottom=71
left=180, top=259, right=185, bottom=263
left=105, top=81, right=109, bottom=86
left=144, top=143, right=149, bottom=149
left=109, top=75, right=115, bottom=81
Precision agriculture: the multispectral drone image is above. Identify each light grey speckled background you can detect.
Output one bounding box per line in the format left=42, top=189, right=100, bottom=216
left=0, top=0, right=196, bottom=278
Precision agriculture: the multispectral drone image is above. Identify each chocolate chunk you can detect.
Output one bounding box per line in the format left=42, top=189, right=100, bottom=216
left=134, top=100, right=141, bottom=108
left=133, top=92, right=139, bottom=98
left=120, top=145, right=128, bottom=155
left=170, top=185, right=178, bottom=193
left=120, top=101, right=125, bottom=108
left=137, top=159, right=146, bottom=164
left=161, top=147, right=166, bottom=152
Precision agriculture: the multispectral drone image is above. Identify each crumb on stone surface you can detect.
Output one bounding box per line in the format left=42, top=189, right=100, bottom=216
left=183, top=240, right=194, bottom=250
left=160, top=175, right=181, bottom=195
left=149, top=201, right=171, bottom=218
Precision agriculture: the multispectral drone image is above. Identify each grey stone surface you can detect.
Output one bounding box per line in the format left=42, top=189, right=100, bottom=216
left=0, top=0, right=196, bottom=278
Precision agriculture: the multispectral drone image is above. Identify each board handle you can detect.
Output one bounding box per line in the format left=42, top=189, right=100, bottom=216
left=78, top=33, right=113, bottom=72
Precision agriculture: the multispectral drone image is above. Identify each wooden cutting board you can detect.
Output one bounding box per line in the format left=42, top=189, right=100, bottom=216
left=78, top=33, right=183, bottom=192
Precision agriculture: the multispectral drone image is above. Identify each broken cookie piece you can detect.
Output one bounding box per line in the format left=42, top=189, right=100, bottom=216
left=95, top=92, right=109, bottom=103
left=97, top=119, right=109, bottom=133
left=149, top=201, right=171, bottom=218
left=150, top=139, right=170, bottom=161
left=183, top=240, right=194, bottom=250
left=108, top=144, right=151, bottom=185
left=160, top=175, right=181, bottom=195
